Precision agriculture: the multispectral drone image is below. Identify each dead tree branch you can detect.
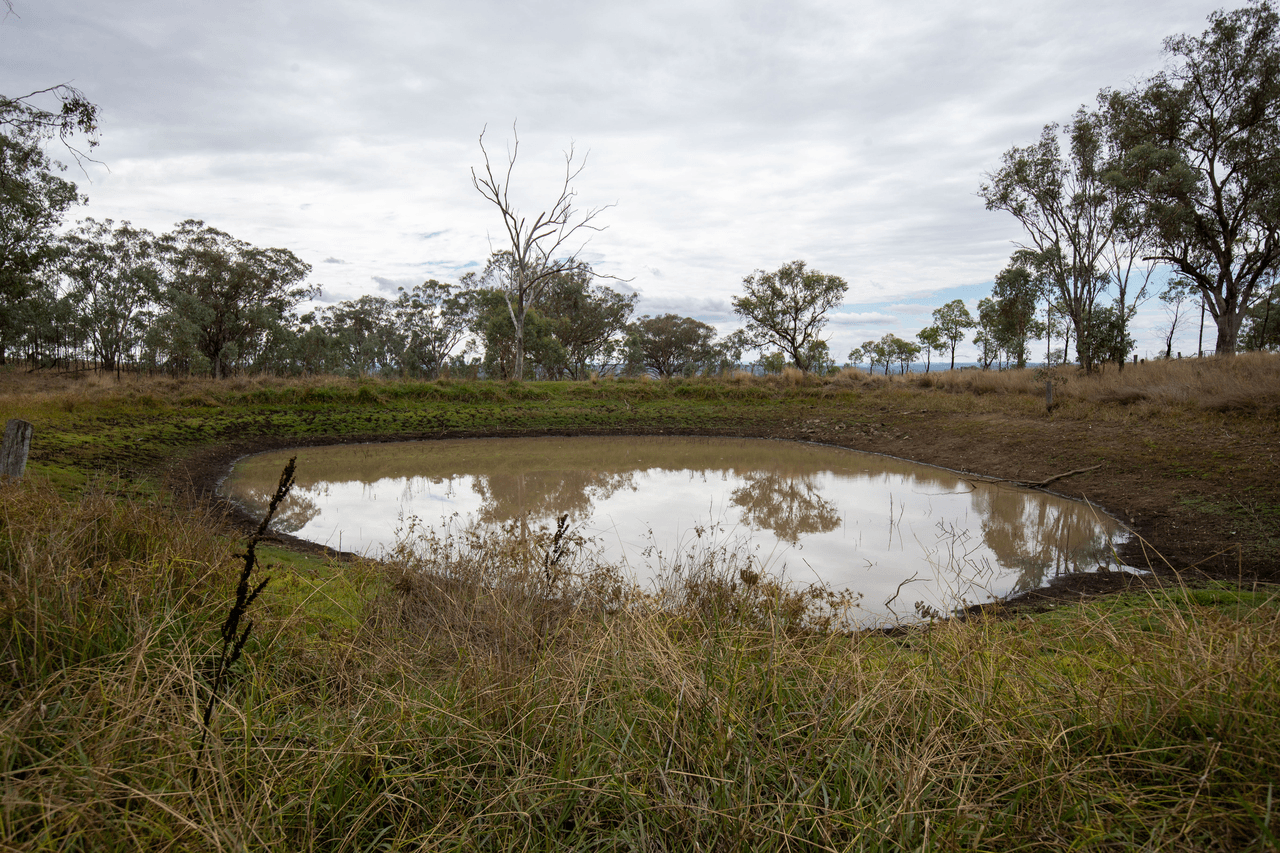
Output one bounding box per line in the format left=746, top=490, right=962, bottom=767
left=470, top=122, right=614, bottom=379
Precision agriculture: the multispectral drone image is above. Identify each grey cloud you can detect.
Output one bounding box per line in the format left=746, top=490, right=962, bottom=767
left=372, top=276, right=415, bottom=294
left=7, top=0, right=1225, bottom=362
left=827, top=312, right=900, bottom=327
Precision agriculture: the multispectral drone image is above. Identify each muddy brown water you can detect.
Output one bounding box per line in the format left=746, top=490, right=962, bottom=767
left=222, top=436, right=1127, bottom=624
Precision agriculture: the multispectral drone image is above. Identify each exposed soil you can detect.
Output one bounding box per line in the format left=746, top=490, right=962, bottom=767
left=169, top=404, right=1280, bottom=616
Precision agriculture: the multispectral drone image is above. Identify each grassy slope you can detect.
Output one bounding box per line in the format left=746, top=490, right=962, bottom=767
left=7, top=361, right=1278, bottom=573
left=1, top=364, right=1279, bottom=851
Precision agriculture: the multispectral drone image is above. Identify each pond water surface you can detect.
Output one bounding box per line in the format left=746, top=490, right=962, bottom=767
left=222, top=436, right=1126, bottom=623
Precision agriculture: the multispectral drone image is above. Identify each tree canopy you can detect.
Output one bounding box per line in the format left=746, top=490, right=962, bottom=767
left=156, top=220, right=315, bottom=378
left=990, top=256, right=1048, bottom=369
left=1105, top=0, right=1280, bottom=354
left=732, top=260, right=847, bottom=373
left=980, top=111, right=1120, bottom=372
left=0, top=102, right=83, bottom=306
left=625, top=314, right=721, bottom=377
left=931, top=299, right=975, bottom=370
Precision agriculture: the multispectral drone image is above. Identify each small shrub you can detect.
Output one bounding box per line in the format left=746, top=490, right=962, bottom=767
left=354, top=384, right=383, bottom=405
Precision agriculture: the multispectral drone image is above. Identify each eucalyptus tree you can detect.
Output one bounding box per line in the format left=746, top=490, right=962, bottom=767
left=1097, top=209, right=1155, bottom=369
left=471, top=126, right=613, bottom=380
left=60, top=219, right=160, bottom=372
left=463, top=285, right=566, bottom=379
left=394, top=279, right=472, bottom=378
left=320, top=295, right=399, bottom=377
left=1081, top=302, right=1136, bottom=367
left=732, top=260, right=848, bottom=373
left=1241, top=270, right=1280, bottom=349
left=981, top=110, right=1121, bottom=372
left=972, top=299, right=1000, bottom=369
left=155, top=220, right=314, bottom=378
left=915, top=326, right=945, bottom=372
left=1, top=63, right=99, bottom=366
left=625, top=314, right=720, bottom=377
left=1158, top=285, right=1194, bottom=358
left=535, top=267, right=637, bottom=379
left=1104, top=1, right=1280, bottom=355
left=0, top=97, right=84, bottom=333
left=0, top=267, right=68, bottom=368
left=891, top=336, right=922, bottom=374
left=846, top=345, right=867, bottom=371
left=991, top=255, right=1048, bottom=368
left=0, top=83, right=99, bottom=165
left=857, top=336, right=896, bottom=375
left=931, top=299, right=975, bottom=370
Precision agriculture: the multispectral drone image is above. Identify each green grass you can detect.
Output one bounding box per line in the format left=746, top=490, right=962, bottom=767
left=256, top=544, right=385, bottom=636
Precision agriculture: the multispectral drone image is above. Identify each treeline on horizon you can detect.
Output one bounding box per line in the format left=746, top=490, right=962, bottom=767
left=1, top=215, right=1277, bottom=383
left=5, top=3, right=1280, bottom=381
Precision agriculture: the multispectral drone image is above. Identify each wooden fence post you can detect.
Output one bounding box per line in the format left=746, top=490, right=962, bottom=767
left=1, top=419, right=33, bottom=479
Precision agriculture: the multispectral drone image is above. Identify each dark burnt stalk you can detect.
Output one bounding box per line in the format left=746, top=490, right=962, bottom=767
left=193, top=456, right=296, bottom=784
left=543, top=513, right=571, bottom=593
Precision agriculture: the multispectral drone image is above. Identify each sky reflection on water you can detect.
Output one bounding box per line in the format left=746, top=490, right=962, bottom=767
left=223, top=436, right=1125, bottom=622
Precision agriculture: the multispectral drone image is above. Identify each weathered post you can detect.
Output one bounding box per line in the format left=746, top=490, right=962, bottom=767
left=1, top=419, right=33, bottom=479
left=1045, top=381, right=1054, bottom=412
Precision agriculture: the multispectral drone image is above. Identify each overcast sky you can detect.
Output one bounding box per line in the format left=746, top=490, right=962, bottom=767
left=5, top=0, right=1230, bottom=363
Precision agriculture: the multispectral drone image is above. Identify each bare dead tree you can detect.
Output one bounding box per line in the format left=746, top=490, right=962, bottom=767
left=1159, top=284, right=1193, bottom=359
left=471, top=124, right=611, bottom=380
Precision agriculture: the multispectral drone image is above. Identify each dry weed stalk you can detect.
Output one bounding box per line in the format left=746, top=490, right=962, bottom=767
left=193, top=455, right=296, bottom=782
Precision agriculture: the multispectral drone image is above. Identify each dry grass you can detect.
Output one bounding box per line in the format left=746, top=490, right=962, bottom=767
left=4, top=353, right=1278, bottom=419
left=3, top=357, right=1279, bottom=848
left=3, top=473, right=1277, bottom=850
left=870, top=353, right=1280, bottom=415
left=1072, top=353, right=1280, bottom=413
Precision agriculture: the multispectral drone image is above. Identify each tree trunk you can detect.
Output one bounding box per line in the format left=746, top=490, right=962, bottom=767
left=1072, top=312, right=1097, bottom=374
left=1215, top=316, right=1239, bottom=355
left=1212, top=293, right=1245, bottom=355
left=1046, top=306, right=1052, bottom=366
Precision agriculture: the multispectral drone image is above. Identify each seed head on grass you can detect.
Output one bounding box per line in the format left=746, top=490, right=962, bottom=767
left=194, top=455, right=296, bottom=783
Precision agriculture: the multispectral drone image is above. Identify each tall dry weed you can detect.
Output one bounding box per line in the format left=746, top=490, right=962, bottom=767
left=1070, top=351, right=1280, bottom=412
left=839, top=353, right=1280, bottom=415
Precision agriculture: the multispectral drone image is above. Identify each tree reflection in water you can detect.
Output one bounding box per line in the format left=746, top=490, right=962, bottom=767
left=470, top=468, right=636, bottom=524
left=222, top=436, right=1127, bottom=623
left=729, top=470, right=841, bottom=543
left=233, top=485, right=323, bottom=534
left=971, top=487, right=1117, bottom=593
